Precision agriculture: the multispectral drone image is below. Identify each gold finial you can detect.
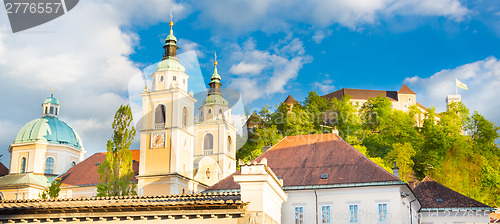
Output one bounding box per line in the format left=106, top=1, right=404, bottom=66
left=214, top=52, right=218, bottom=66
left=169, top=10, right=174, bottom=28
left=51, top=88, right=54, bottom=97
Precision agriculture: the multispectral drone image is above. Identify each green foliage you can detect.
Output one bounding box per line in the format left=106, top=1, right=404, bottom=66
left=39, top=179, right=62, bottom=199
left=97, top=105, right=137, bottom=197
left=236, top=91, right=500, bottom=207
left=353, top=145, right=393, bottom=173
left=386, top=143, right=416, bottom=182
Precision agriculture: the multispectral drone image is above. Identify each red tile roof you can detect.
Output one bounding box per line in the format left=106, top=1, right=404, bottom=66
left=208, top=133, right=400, bottom=191
left=398, top=84, right=416, bottom=94
left=284, top=95, right=297, bottom=104
left=322, top=88, right=399, bottom=102
left=413, top=176, right=491, bottom=209
left=0, top=162, right=9, bottom=176
left=60, top=150, right=140, bottom=187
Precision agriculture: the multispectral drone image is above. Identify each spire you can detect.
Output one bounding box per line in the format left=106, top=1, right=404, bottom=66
left=163, top=10, right=178, bottom=60
left=208, top=52, right=222, bottom=96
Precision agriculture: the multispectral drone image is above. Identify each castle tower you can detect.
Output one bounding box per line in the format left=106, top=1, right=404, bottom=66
left=193, top=55, right=237, bottom=186
left=137, top=18, right=201, bottom=195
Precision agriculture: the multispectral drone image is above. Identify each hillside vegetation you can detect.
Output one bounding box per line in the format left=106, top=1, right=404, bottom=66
left=237, top=91, right=500, bottom=207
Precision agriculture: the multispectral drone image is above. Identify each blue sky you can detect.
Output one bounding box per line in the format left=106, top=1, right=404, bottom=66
left=0, top=0, right=499, bottom=166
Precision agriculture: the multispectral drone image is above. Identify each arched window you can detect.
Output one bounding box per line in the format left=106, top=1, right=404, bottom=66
left=173, top=76, right=177, bottom=81
left=203, top=133, right=214, bottom=155
left=155, top=105, right=166, bottom=129
left=182, top=107, right=188, bottom=128
left=160, top=75, right=164, bottom=82
left=219, top=109, right=223, bottom=115
left=45, top=157, right=54, bottom=174
left=227, top=136, right=232, bottom=153
left=20, top=157, right=27, bottom=173
left=200, top=111, right=204, bottom=121
left=71, top=161, right=76, bottom=167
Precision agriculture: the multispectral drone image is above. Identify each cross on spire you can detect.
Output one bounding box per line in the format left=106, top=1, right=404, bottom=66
left=169, top=10, right=174, bottom=28
left=214, top=52, right=218, bottom=66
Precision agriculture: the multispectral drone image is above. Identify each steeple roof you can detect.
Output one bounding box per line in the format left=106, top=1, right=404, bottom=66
left=284, top=95, right=297, bottom=104
left=398, top=84, right=416, bottom=94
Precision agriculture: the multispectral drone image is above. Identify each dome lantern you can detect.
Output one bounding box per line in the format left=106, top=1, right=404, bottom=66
left=42, top=92, right=60, bottom=118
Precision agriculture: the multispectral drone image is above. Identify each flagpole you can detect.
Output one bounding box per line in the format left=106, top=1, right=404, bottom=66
left=455, top=78, right=458, bottom=95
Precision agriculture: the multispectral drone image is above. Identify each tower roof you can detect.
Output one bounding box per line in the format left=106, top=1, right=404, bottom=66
left=43, top=96, right=59, bottom=105
left=284, top=95, right=297, bottom=104
left=398, top=84, right=416, bottom=94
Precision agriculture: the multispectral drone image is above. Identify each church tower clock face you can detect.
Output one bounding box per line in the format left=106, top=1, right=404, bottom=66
left=151, top=133, right=165, bottom=148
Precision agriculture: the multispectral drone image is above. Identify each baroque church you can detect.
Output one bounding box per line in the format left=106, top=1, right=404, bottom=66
left=0, top=19, right=237, bottom=199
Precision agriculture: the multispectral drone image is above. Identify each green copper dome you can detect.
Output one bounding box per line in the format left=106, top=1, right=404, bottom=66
left=156, top=57, right=185, bottom=72
left=14, top=116, right=83, bottom=149
left=43, top=97, right=59, bottom=105
left=165, top=28, right=177, bottom=43
left=202, top=94, right=228, bottom=106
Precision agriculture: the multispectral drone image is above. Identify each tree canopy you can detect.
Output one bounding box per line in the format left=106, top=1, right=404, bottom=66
left=97, top=105, right=137, bottom=197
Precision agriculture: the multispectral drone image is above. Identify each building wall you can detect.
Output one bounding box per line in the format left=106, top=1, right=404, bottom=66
left=0, top=185, right=45, bottom=200
left=9, top=143, right=83, bottom=175
left=282, top=185, right=420, bottom=224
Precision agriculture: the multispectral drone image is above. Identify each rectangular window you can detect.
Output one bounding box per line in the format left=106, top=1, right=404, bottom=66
left=349, top=204, right=358, bottom=223
left=294, top=207, right=304, bottom=224
left=404, top=103, right=408, bottom=109
left=378, top=203, right=388, bottom=222
left=321, top=205, right=331, bottom=224
left=49, top=106, right=54, bottom=114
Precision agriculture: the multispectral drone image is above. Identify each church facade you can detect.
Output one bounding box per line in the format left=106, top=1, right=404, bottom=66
left=136, top=20, right=237, bottom=196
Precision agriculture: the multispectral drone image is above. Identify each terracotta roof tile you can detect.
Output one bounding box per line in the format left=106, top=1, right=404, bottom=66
left=0, top=162, right=8, bottom=176
left=284, top=95, right=297, bottom=104
left=398, top=84, right=416, bottom=94
left=60, top=150, right=140, bottom=187
left=322, top=88, right=399, bottom=102
left=413, top=176, right=491, bottom=209
left=0, top=192, right=243, bottom=214
left=208, top=133, right=400, bottom=191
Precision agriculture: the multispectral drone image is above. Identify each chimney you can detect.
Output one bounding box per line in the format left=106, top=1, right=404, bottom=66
left=332, top=126, right=339, bottom=135
left=234, top=158, right=287, bottom=224
left=392, top=162, right=399, bottom=178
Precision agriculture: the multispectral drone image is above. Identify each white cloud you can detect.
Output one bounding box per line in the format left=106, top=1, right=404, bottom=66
left=312, top=30, right=333, bottom=44
left=313, top=79, right=336, bottom=94
left=178, top=39, right=206, bottom=58
left=228, top=38, right=312, bottom=103
left=194, top=0, right=470, bottom=34
left=229, top=62, right=266, bottom=75
left=406, top=56, right=500, bottom=126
